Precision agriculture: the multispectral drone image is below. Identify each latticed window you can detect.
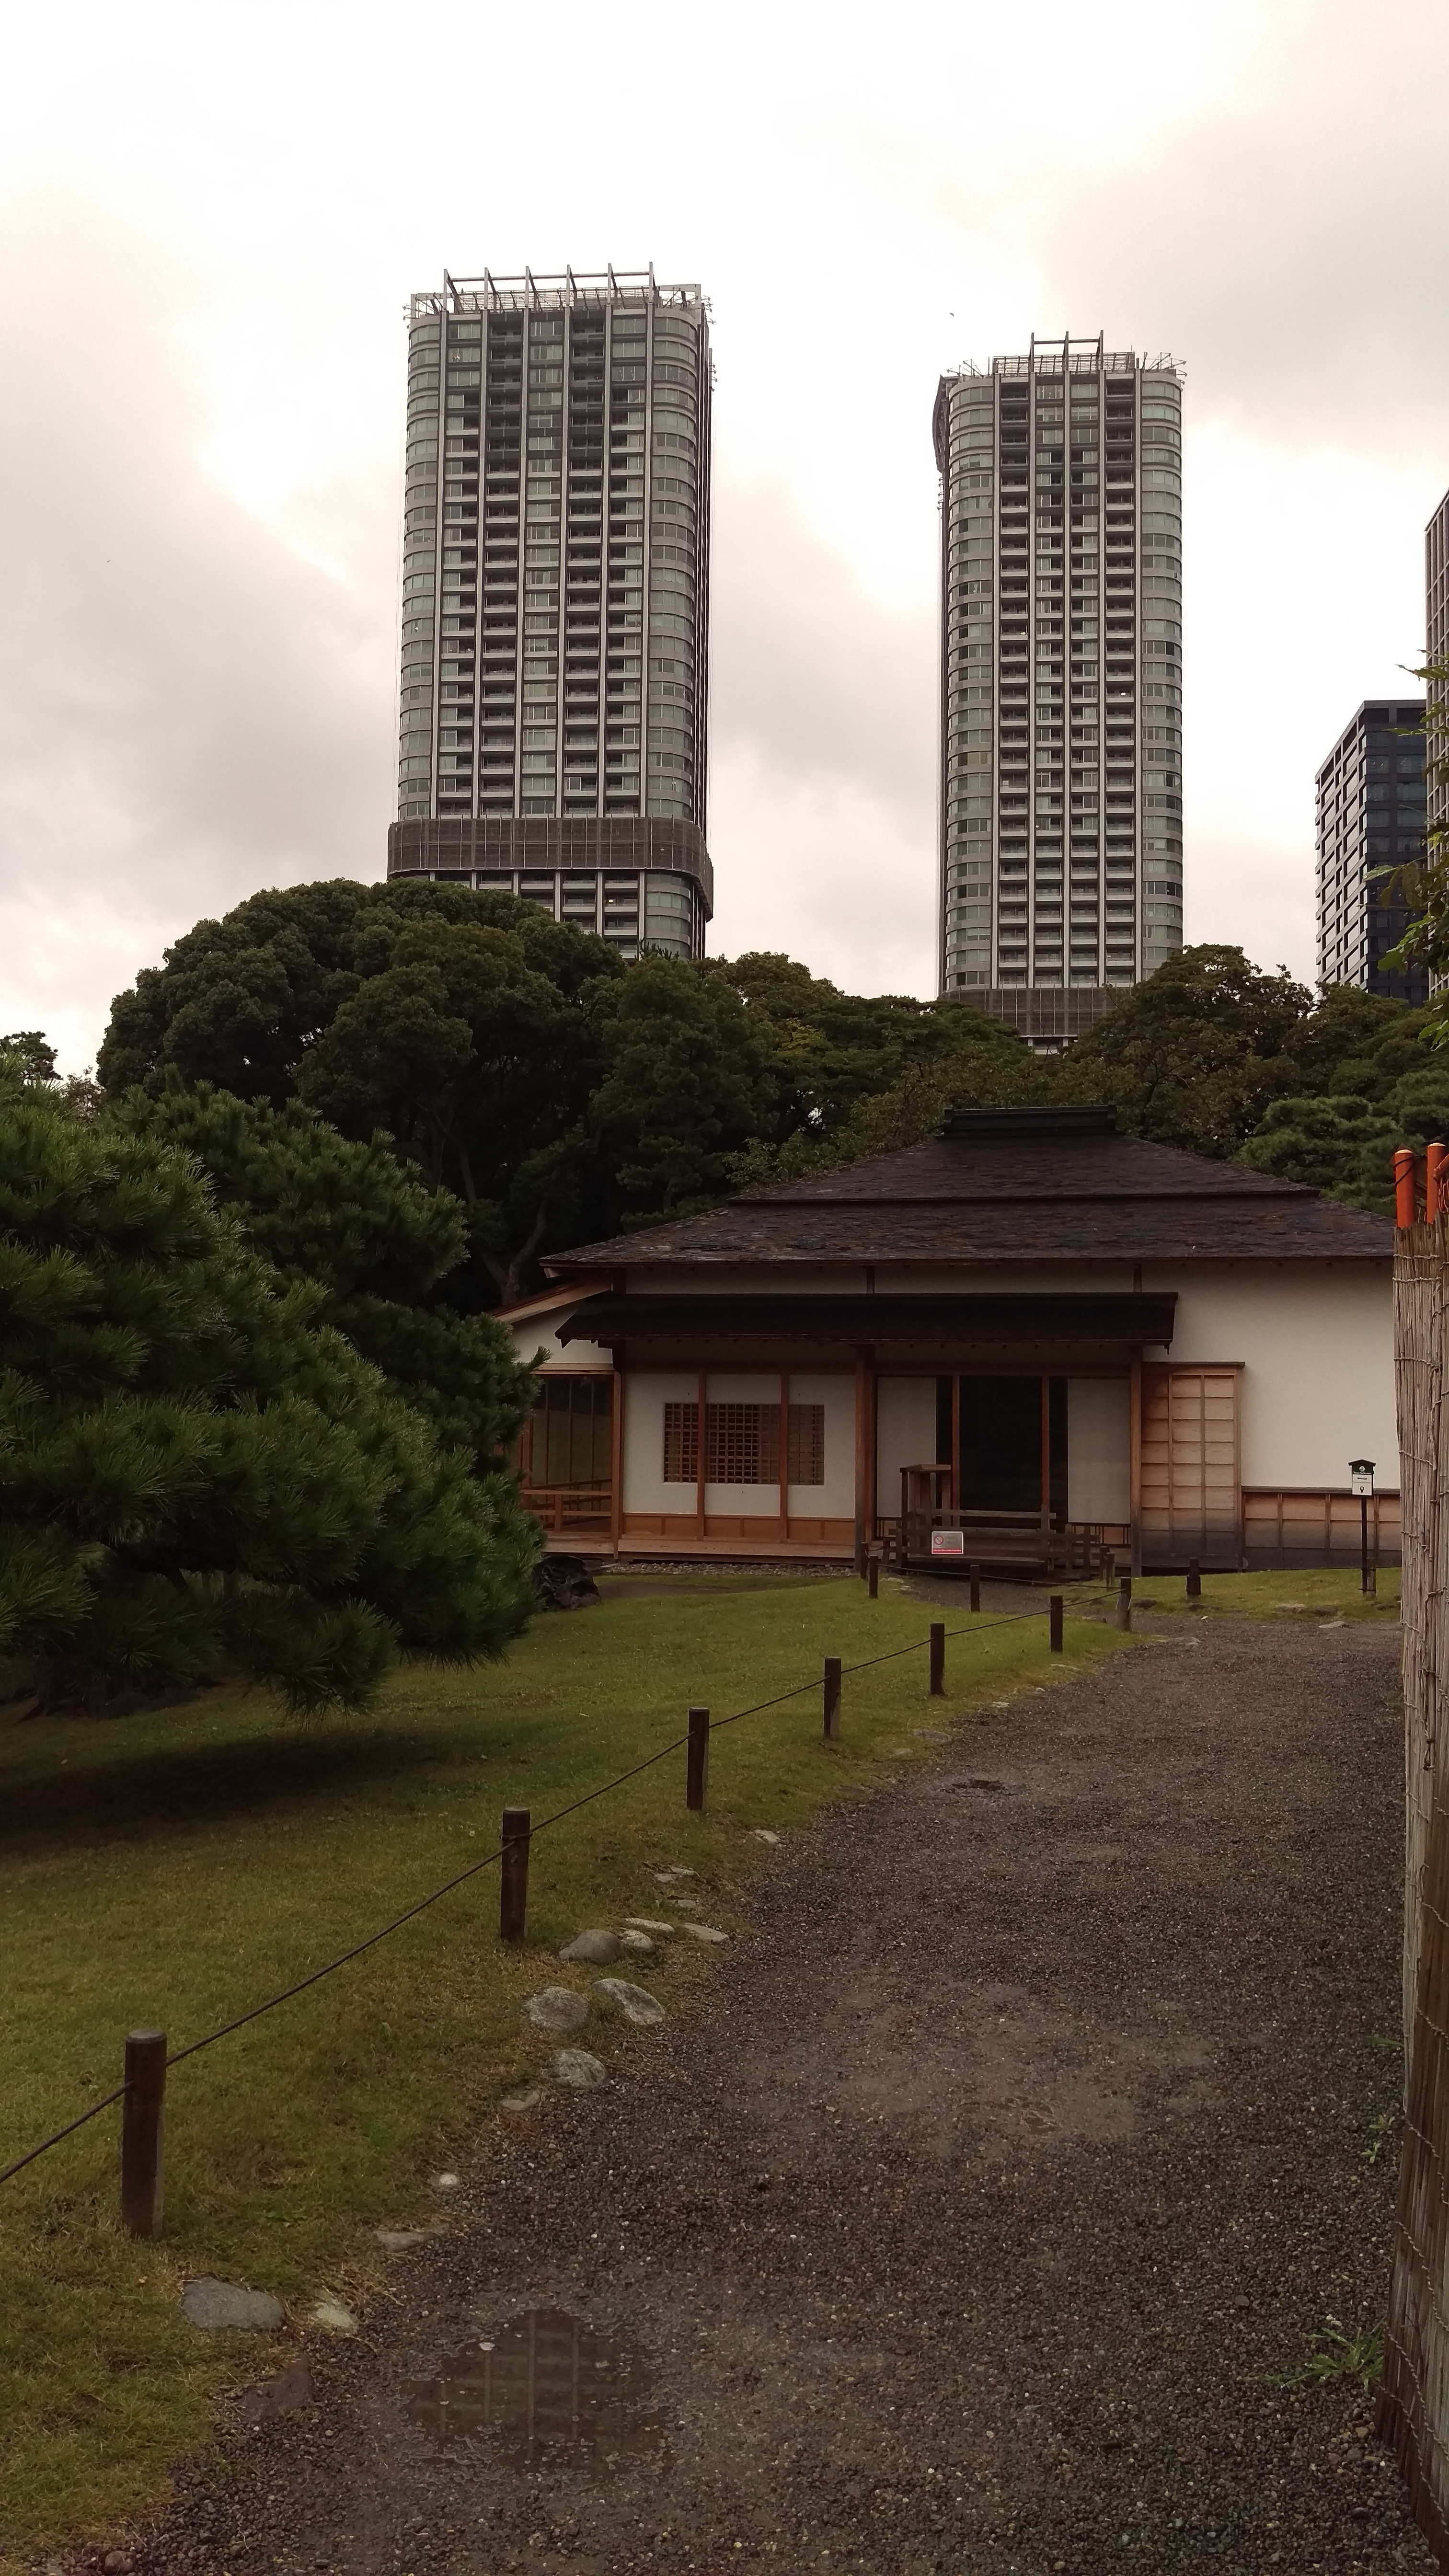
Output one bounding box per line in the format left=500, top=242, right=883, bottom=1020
left=786, top=1404, right=825, bottom=1486
left=661, top=1400, right=825, bottom=1486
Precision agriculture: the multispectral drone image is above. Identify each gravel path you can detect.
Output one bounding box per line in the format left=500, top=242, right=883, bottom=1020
left=139, top=1617, right=1431, bottom=2576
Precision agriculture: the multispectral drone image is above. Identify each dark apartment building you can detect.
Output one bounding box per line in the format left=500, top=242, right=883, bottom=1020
left=1315, top=699, right=1427, bottom=1004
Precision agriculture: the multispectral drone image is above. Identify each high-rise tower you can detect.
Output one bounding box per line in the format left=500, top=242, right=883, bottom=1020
left=1315, top=698, right=1428, bottom=1003
left=933, top=336, right=1184, bottom=1048
left=388, top=269, right=713, bottom=960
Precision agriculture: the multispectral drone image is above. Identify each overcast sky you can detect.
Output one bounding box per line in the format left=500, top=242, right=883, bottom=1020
left=1, top=0, right=1446, bottom=1070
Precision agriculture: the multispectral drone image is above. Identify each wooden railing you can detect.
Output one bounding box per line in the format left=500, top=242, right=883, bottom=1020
left=521, top=1481, right=613, bottom=1536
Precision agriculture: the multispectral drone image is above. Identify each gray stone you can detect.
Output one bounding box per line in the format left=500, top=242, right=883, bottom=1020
left=310, top=2296, right=357, bottom=2335
left=681, top=1921, right=729, bottom=1944
left=752, top=1828, right=781, bottom=1844
left=432, top=2171, right=461, bottom=2192
left=523, top=1985, right=589, bottom=2034
left=559, top=1928, right=623, bottom=1965
left=501, top=2085, right=545, bottom=2113
left=594, top=1977, right=667, bottom=2026
left=667, top=1895, right=701, bottom=1910
left=627, top=1915, right=676, bottom=1934
left=181, top=2276, right=285, bottom=2333
left=374, top=2228, right=429, bottom=2250
left=551, top=2047, right=608, bottom=2088
left=619, top=1928, right=656, bottom=1955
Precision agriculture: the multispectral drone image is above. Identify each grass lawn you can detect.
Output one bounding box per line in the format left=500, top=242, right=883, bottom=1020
left=1122, top=1564, right=1402, bottom=1622
left=0, top=1573, right=1125, bottom=2569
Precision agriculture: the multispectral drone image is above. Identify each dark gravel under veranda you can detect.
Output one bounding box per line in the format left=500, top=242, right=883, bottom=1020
left=118, top=1614, right=1435, bottom=2576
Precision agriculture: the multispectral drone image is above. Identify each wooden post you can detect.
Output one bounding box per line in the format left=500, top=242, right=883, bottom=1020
left=687, top=1706, right=710, bottom=1811
left=1129, top=1353, right=1144, bottom=1578
left=695, top=1370, right=707, bottom=1542
left=500, top=1807, right=531, bottom=1944
left=609, top=1364, right=624, bottom=1554
left=867, top=1552, right=879, bottom=1600
left=1115, top=1576, right=1133, bottom=1633
left=929, top=1622, right=945, bottom=1697
left=1367, top=1550, right=1378, bottom=1599
left=1049, top=1594, right=1063, bottom=1654
left=1361, top=1492, right=1371, bottom=1595
left=1186, top=1556, right=1201, bottom=1599
left=823, top=1656, right=841, bottom=1738
left=969, top=1561, right=981, bottom=1614
left=120, top=2028, right=167, bottom=2240
left=779, top=1370, right=791, bottom=1547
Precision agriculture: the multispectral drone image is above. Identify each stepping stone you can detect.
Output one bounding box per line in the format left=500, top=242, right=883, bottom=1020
left=619, top=1928, right=656, bottom=1955
left=752, top=1829, right=781, bottom=1844
left=1273, top=1601, right=1311, bottom=1612
left=681, top=1922, right=729, bottom=1944
left=651, top=1866, right=695, bottom=1881
left=310, top=2296, right=357, bottom=2335
left=627, top=1917, right=676, bottom=1934
left=559, top=1928, right=622, bottom=1964
left=523, top=1985, right=589, bottom=2034
left=374, top=2228, right=429, bottom=2250
left=181, top=2277, right=285, bottom=2333
left=433, top=2172, right=460, bottom=2192
left=552, top=2047, right=608, bottom=2089
left=594, top=1978, right=666, bottom=2026
left=667, top=1896, right=701, bottom=1910
left=501, top=2087, right=545, bottom=2113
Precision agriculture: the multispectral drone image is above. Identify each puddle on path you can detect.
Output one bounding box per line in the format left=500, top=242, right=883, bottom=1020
left=407, top=2307, right=667, bottom=2474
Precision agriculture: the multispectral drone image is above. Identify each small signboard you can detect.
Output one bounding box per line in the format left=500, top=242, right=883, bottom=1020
left=930, top=1529, right=966, bottom=1557
left=1350, top=1459, right=1375, bottom=1498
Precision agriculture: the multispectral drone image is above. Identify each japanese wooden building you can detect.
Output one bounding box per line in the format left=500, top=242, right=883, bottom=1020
left=499, top=1106, right=1397, bottom=1573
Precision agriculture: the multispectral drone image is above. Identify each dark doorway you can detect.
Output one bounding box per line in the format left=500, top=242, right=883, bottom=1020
left=960, top=1377, right=1042, bottom=1513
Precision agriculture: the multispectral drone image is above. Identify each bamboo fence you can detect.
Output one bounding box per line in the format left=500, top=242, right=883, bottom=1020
left=1380, top=1213, right=1449, bottom=2565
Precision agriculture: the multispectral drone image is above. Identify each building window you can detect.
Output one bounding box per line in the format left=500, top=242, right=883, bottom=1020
left=529, top=1377, right=613, bottom=1487
left=662, top=1401, right=826, bottom=1486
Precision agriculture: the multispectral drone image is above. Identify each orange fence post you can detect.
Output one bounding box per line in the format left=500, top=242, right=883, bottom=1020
left=1396, top=1148, right=1418, bottom=1228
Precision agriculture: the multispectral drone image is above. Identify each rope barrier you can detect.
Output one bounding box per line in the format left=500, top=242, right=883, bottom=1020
left=0, top=1592, right=1072, bottom=2190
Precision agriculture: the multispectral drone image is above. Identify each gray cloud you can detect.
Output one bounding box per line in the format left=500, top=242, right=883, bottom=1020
left=0, top=197, right=395, bottom=1065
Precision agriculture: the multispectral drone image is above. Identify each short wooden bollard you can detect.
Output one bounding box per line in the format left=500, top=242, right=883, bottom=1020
left=867, top=1554, right=879, bottom=1600
left=1115, top=1576, right=1133, bottom=1632
left=969, top=1561, right=981, bottom=1614
left=1186, top=1557, right=1201, bottom=1599
left=1103, top=1550, right=1116, bottom=1590
left=500, top=1807, right=531, bottom=1944
left=687, top=1706, right=710, bottom=1812
left=120, top=2027, right=167, bottom=2240
left=928, top=1621, right=945, bottom=1697
left=1049, top=1593, right=1064, bottom=1654
left=823, top=1656, right=841, bottom=1738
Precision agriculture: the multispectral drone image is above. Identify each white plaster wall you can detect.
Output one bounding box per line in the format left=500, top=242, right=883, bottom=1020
left=788, top=1371, right=855, bottom=1518
left=504, top=1301, right=611, bottom=1371
left=1154, top=1264, right=1395, bottom=1488
left=1067, top=1379, right=1131, bottom=1520
left=876, top=1378, right=940, bottom=1514
left=622, top=1370, right=699, bottom=1514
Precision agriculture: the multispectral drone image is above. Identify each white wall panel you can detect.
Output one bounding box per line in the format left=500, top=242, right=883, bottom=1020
left=1157, top=1265, right=1394, bottom=1487
left=1067, top=1379, right=1131, bottom=1521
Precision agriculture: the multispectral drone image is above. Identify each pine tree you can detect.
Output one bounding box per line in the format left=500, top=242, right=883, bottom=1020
left=0, top=1087, right=537, bottom=1717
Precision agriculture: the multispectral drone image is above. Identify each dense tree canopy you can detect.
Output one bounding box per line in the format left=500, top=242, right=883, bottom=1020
left=98, top=883, right=1049, bottom=1287
left=107, top=1081, right=534, bottom=1467
left=0, top=1081, right=537, bottom=1717
left=95, top=888, right=1449, bottom=1273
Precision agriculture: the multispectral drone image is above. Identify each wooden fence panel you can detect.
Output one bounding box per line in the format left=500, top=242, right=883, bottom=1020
left=1379, top=1218, right=1449, bottom=2567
